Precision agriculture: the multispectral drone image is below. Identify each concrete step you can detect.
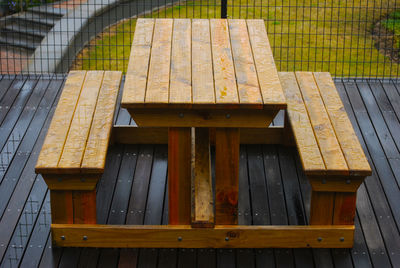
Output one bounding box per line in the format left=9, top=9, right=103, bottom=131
left=29, top=6, right=68, bottom=18
left=2, top=23, right=47, bottom=38
left=1, top=29, right=44, bottom=44
left=0, top=36, right=38, bottom=51
left=13, top=11, right=58, bottom=27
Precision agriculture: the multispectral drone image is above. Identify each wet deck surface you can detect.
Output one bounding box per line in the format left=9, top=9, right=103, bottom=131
left=0, top=75, right=399, bottom=267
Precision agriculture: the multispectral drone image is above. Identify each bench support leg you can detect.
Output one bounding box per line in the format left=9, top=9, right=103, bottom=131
left=310, top=191, right=357, bottom=225
left=50, top=190, right=97, bottom=224
left=168, top=127, right=192, bottom=224
left=215, top=128, right=240, bottom=225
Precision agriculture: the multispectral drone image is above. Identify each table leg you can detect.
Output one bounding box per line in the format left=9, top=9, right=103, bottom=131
left=215, top=128, right=240, bottom=225
left=168, top=127, right=192, bottom=224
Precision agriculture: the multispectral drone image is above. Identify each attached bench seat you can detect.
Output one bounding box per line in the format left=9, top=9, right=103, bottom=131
left=279, top=72, right=372, bottom=225
left=35, top=70, right=122, bottom=224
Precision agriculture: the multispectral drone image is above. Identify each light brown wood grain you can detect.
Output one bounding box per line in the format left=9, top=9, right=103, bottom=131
left=168, top=128, right=192, bottom=225
left=333, top=192, right=357, bottom=225
left=145, top=19, right=173, bottom=104
left=215, top=128, right=240, bottom=225
left=42, top=174, right=100, bottom=190
left=210, top=19, right=239, bottom=104
left=279, top=72, right=325, bottom=175
left=121, top=19, right=154, bottom=106
left=313, top=72, right=371, bottom=176
left=58, top=71, right=104, bottom=171
left=128, top=109, right=276, bottom=128
left=50, top=191, right=74, bottom=224
left=192, top=128, right=214, bottom=228
left=309, top=191, right=335, bottom=225
left=228, top=19, right=262, bottom=105
left=81, top=71, right=122, bottom=173
left=247, top=20, right=286, bottom=107
left=111, top=126, right=285, bottom=145
left=73, top=191, right=97, bottom=224
left=169, top=19, right=192, bottom=104
left=52, top=224, right=355, bottom=248
left=192, top=19, right=215, bottom=104
left=296, top=72, right=349, bottom=176
left=308, top=176, right=363, bottom=192
left=35, top=71, right=87, bottom=173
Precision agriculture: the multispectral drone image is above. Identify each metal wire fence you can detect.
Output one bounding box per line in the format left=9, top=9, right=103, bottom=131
left=0, top=0, right=399, bottom=78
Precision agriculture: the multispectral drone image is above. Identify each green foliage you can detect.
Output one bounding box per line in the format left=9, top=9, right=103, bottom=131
left=73, top=0, right=400, bottom=77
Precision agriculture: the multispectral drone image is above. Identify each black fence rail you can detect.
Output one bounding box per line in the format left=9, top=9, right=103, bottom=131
left=0, top=0, right=399, bottom=79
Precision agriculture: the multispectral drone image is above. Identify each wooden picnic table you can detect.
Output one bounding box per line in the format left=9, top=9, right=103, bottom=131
left=121, top=18, right=286, bottom=227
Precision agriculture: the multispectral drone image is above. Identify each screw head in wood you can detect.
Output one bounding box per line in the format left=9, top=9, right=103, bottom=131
left=225, top=237, right=229, bottom=241
left=178, top=237, right=182, bottom=242
left=226, top=114, right=231, bottom=119
left=60, top=235, right=65, bottom=240
left=346, top=179, right=351, bottom=184
left=83, top=236, right=88, bottom=241
left=317, top=237, right=323, bottom=242
left=179, top=113, right=184, bottom=118
left=340, top=237, right=345, bottom=242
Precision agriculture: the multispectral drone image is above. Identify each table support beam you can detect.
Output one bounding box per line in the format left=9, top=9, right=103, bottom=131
left=215, top=128, right=240, bottom=225
left=168, top=127, right=192, bottom=224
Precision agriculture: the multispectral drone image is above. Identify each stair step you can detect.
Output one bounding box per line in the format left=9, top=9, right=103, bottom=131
left=2, top=24, right=47, bottom=38
left=29, top=6, right=68, bottom=17
left=14, top=12, right=58, bottom=27
left=0, top=36, right=38, bottom=51
left=1, top=30, right=44, bottom=43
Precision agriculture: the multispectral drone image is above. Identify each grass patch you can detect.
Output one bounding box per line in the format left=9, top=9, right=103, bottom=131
left=72, top=0, right=400, bottom=77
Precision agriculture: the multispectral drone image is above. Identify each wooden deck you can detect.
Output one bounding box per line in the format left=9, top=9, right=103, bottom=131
left=0, top=74, right=399, bottom=267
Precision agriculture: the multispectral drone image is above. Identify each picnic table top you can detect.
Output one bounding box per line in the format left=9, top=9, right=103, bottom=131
left=121, top=18, right=286, bottom=110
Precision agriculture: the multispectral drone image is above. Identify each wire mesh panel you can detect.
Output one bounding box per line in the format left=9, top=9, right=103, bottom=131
left=0, top=0, right=399, bottom=78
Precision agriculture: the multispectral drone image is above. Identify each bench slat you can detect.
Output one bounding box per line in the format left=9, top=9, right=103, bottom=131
left=314, top=72, right=371, bottom=176
left=247, top=20, right=286, bottom=108
left=169, top=19, right=192, bottom=104
left=192, top=19, right=215, bottom=104
left=35, top=71, right=87, bottom=173
left=296, top=72, right=348, bottom=175
left=122, top=19, right=154, bottom=105
left=228, top=19, right=262, bottom=106
left=279, top=72, right=325, bottom=174
left=210, top=19, right=239, bottom=104
left=81, top=71, right=122, bottom=173
left=145, top=19, right=173, bottom=104
left=58, top=71, right=104, bottom=171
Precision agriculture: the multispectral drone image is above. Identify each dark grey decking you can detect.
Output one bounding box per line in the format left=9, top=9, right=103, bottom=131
left=0, top=75, right=399, bottom=268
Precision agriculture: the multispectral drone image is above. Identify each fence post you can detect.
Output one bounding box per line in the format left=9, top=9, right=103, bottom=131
left=221, top=0, right=227, bottom=18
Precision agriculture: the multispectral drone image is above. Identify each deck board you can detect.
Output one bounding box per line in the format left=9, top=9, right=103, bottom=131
left=0, top=76, right=399, bottom=267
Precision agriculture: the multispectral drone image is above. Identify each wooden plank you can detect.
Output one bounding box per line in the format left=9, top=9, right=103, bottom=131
left=333, top=192, right=357, bottom=225
left=35, top=71, right=86, bottom=173
left=169, top=19, right=192, bottom=104
left=296, top=72, right=348, bottom=175
left=309, top=191, right=334, bottom=225
left=145, top=19, right=173, bottom=104
left=81, top=71, right=122, bottom=173
left=228, top=19, right=262, bottom=105
left=128, top=108, right=276, bottom=128
left=192, top=128, right=214, bottom=228
left=210, top=19, right=239, bottom=104
left=50, top=191, right=74, bottom=224
left=247, top=20, right=286, bottom=107
left=51, top=224, right=355, bottom=248
left=72, top=190, right=97, bottom=224
left=122, top=19, right=155, bottom=105
left=168, top=128, right=192, bottom=224
left=215, top=128, right=239, bottom=224
left=42, top=174, right=100, bottom=190
left=314, top=72, right=371, bottom=176
left=278, top=72, right=325, bottom=175
left=111, top=126, right=284, bottom=145
left=192, top=19, right=215, bottom=104
left=58, top=71, right=104, bottom=171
